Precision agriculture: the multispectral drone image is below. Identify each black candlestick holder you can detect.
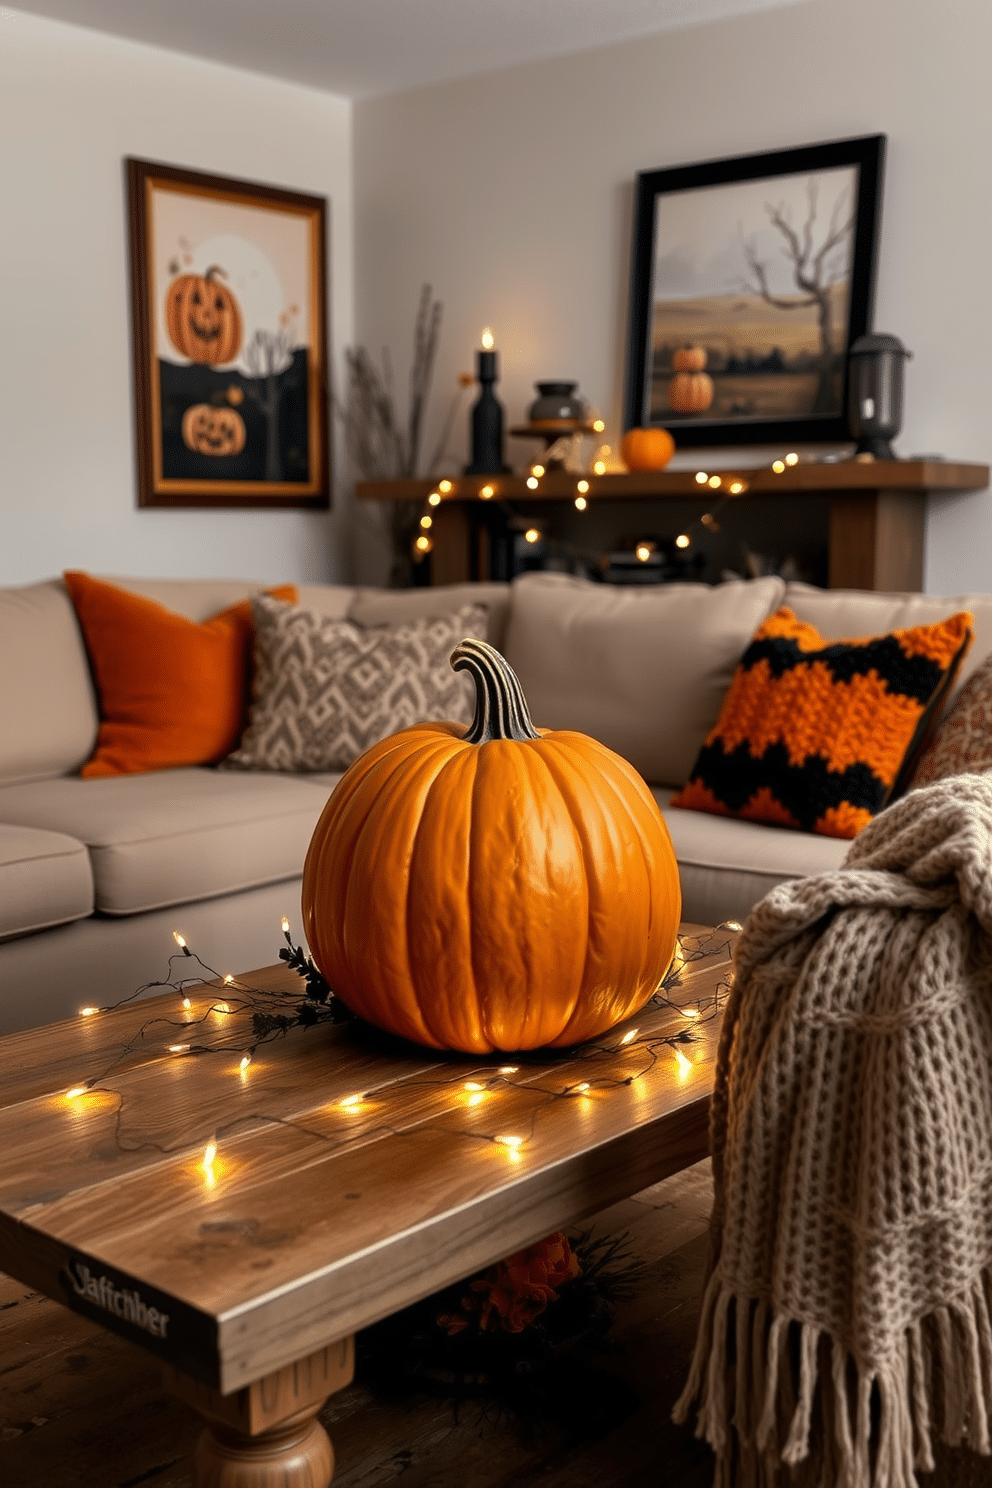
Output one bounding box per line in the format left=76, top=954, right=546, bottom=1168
left=464, top=348, right=510, bottom=475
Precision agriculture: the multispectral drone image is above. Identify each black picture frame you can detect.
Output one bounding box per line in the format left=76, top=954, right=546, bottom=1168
left=126, top=157, right=331, bottom=508
left=623, top=134, right=885, bottom=447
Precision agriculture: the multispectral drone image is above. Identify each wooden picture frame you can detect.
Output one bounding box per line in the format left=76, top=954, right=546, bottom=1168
left=126, top=157, right=330, bottom=508
left=623, top=134, right=885, bottom=447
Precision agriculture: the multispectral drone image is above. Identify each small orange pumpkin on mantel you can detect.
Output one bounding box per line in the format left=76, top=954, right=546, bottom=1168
left=619, top=425, right=676, bottom=472
left=302, top=640, right=681, bottom=1054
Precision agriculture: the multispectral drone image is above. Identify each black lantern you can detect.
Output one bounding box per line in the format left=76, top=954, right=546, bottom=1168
left=847, top=334, right=912, bottom=460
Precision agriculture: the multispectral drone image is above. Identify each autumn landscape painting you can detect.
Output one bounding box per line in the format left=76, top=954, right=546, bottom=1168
left=647, top=164, right=858, bottom=426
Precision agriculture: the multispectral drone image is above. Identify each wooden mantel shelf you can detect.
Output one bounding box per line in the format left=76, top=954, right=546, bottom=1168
left=355, top=461, right=990, bottom=591
left=356, top=460, right=988, bottom=504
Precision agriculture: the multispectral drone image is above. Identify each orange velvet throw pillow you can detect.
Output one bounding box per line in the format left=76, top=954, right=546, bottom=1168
left=63, top=573, right=297, bottom=777
left=670, top=606, right=973, bottom=839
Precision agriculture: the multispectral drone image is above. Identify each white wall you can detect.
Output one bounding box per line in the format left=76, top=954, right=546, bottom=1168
left=0, top=10, right=353, bottom=588
left=354, top=0, right=992, bottom=593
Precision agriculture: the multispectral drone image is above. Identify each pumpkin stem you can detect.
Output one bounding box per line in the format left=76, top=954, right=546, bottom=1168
left=204, top=264, right=228, bottom=282
left=451, top=639, right=540, bottom=744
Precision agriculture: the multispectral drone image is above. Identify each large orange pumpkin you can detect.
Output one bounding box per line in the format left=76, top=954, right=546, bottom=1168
left=619, top=426, right=675, bottom=472
left=165, top=265, right=243, bottom=366
left=302, top=640, right=681, bottom=1053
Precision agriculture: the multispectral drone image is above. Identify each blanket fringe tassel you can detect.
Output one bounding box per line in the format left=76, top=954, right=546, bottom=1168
left=672, top=1272, right=992, bottom=1487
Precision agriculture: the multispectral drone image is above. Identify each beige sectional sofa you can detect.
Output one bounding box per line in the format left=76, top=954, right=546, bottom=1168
left=2, top=570, right=990, bottom=1036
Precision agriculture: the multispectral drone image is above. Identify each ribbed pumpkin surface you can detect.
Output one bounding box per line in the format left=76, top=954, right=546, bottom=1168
left=302, top=644, right=681, bottom=1054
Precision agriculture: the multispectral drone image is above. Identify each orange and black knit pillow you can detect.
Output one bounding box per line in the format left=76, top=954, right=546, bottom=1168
left=670, top=607, right=973, bottom=839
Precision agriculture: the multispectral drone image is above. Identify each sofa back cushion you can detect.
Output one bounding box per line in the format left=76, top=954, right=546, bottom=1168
left=348, top=582, right=512, bottom=652
left=784, top=583, right=992, bottom=703
left=0, top=581, right=99, bottom=785
left=502, top=572, right=786, bottom=786
left=98, top=576, right=356, bottom=622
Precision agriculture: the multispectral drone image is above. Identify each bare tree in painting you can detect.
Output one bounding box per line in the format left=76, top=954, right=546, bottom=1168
left=738, top=180, right=854, bottom=414
left=244, top=325, right=295, bottom=481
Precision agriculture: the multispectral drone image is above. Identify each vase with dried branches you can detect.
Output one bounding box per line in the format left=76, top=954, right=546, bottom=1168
left=338, top=284, right=468, bottom=586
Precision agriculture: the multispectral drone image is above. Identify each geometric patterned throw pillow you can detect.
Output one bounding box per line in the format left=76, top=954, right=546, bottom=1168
left=909, top=650, right=992, bottom=788
left=223, top=595, right=488, bottom=773
left=670, top=606, right=973, bottom=839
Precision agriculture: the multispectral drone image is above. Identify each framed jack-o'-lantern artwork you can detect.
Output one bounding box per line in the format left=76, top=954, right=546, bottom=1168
left=126, top=158, right=330, bottom=508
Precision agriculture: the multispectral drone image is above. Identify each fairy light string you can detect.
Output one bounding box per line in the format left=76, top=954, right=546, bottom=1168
left=414, top=445, right=808, bottom=573
left=62, top=920, right=738, bottom=1173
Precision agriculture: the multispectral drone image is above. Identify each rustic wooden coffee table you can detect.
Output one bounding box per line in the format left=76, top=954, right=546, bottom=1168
left=0, top=924, right=731, bottom=1486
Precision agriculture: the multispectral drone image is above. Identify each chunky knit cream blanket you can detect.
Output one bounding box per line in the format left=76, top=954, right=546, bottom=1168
left=674, top=774, right=992, bottom=1487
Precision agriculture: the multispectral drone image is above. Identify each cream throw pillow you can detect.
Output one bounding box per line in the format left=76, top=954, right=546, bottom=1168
left=225, top=595, right=488, bottom=773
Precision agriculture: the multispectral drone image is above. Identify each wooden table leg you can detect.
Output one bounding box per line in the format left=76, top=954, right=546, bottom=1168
left=163, top=1337, right=354, bottom=1487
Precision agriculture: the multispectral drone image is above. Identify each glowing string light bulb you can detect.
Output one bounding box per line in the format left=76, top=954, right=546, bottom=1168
left=479, top=485, right=494, bottom=500
left=181, top=996, right=192, bottom=1011
left=480, top=327, right=495, bottom=350
left=574, top=495, right=588, bottom=511
left=772, top=459, right=786, bottom=474
left=576, top=479, right=589, bottom=495
left=65, top=1085, right=89, bottom=1101
left=494, top=1134, right=523, bottom=1149
left=428, top=491, right=442, bottom=506
left=340, top=1093, right=363, bottom=1109
left=239, top=1055, right=252, bottom=1075
left=79, top=1006, right=99, bottom=1018
left=420, top=514, right=433, bottom=529
left=167, top=1043, right=190, bottom=1054
left=201, top=1139, right=218, bottom=1187
left=526, top=476, right=539, bottom=490
left=695, top=471, right=709, bottom=485
left=785, top=451, right=799, bottom=466
left=438, top=480, right=452, bottom=493
left=675, top=1048, right=693, bottom=1081
left=173, top=931, right=191, bottom=957
left=499, top=1065, right=519, bottom=1075
left=619, top=1028, right=639, bottom=1046
left=675, top=534, right=691, bottom=549
left=531, top=464, right=545, bottom=478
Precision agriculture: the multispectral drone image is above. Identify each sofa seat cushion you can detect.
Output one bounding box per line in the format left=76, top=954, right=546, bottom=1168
left=656, top=788, right=848, bottom=927
left=0, top=770, right=339, bottom=917
left=0, top=823, right=94, bottom=941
